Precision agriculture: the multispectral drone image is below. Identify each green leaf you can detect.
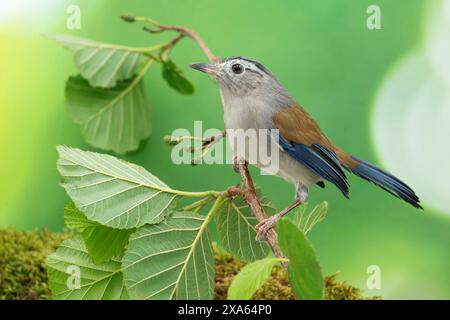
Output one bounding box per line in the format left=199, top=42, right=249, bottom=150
left=46, top=236, right=128, bottom=300
left=162, top=60, right=195, bottom=95
left=227, top=257, right=280, bottom=300
left=293, top=201, right=328, bottom=235
left=47, top=34, right=145, bottom=88
left=64, top=202, right=99, bottom=231
left=66, top=73, right=152, bottom=154
left=215, top=193, right=274, bottom=262
left=122, top=212, right=215, bottom=300
left=278, top=219, right=324, bottom=300
left=64, top=203, right=134, bottom=264
left=57, top=146, right=178, bottom=229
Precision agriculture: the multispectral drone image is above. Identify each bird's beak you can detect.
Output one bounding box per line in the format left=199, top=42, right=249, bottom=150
left=189, top=63, right=219, bottom=76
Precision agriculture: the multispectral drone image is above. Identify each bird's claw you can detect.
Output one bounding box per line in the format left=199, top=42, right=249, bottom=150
left=255, top=216, right=278, bottom=241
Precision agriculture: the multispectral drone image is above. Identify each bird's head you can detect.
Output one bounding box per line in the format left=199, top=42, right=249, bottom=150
left=190, top=56, right=284, bottom=100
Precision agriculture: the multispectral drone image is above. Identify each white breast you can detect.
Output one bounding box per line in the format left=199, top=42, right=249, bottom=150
left=223, top=96, right=271, bottom=130
left=222, top=96, right=319, bottom=188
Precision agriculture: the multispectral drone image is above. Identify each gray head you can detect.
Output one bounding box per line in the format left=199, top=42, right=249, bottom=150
left=190, top=57, right=289, bottom=101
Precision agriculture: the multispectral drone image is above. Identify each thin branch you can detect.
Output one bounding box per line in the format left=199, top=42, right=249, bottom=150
left=122, top=15, right=219, bottom=63
left=159, top=33, right=185, bottom=60
left=142, top=25, right=218, bottom=63
left=202, top=130, right=226, bottom=147
left=164, top=131, right=226, bottom=165
left=230, top=160, right=287, bottom=268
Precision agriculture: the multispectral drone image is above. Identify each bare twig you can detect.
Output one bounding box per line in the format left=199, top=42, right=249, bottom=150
left=122, top=15, right=219, bottom=63
left=163, top=131, right=226, bottom=165
left=143, top=25, right=218, bottom=63
left=159, top=33, right=185, bottom=60
left=202, top=130, right=226, bottom=147
left=230, top=160, right=287, bottom=268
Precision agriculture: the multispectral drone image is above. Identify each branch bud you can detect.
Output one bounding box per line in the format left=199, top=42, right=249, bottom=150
left=121, top=14, right=136, bottom=23
left=163, top=135, right=180, bottom=146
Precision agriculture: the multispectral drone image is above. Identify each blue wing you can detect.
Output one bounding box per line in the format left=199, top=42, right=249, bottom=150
left=275, top=132, right=349, bottom=198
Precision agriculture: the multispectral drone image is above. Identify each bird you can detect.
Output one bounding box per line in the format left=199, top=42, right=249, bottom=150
left=190, top=56, right=422, bottom=238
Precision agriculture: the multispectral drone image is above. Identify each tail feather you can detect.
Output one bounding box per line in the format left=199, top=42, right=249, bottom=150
left=348, top=156, right=422, bottom=209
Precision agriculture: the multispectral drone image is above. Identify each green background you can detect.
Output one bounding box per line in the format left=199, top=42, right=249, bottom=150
left=1, top=0, right=449, bottom=299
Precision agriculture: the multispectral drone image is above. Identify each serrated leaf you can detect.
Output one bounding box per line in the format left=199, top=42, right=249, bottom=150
left=162, top=60, right=194, bottom=95
left=66, top=73, right=152, bottom=154
left=227, top=257, right=280, bottom=300
left=57, top=146, right=178, bottom=229
left=47, top=33, right=145, bottom=88
left=293, top=201, right=328, bottom=235
left=64, top=202, right=134, bottom=264
left=278, top=219, right=324, bottom=300
left=122, top=212, right=215, bottom=300
left=215, top=193, right=274, bottom=262
left=46, top=236, right=128, bottom=300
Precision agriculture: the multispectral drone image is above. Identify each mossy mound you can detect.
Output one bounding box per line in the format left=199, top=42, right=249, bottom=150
left=214, top=245, right=379, bottom=300
left=0, top=228, right=378, bottom=300
left=0, top=228, right=70, bottom=300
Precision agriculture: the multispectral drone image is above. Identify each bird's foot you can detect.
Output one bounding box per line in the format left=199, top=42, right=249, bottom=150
left=255, top=199, right=303, bottom=241
left=255, top=215, right=280, bottom=241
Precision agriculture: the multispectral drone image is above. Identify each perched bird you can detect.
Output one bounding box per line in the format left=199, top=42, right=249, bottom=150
left=190, top=57, right=422, bottom=238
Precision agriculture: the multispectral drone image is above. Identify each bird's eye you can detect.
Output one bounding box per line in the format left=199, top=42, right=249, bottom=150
left=231, top=63, right=244, bottom=74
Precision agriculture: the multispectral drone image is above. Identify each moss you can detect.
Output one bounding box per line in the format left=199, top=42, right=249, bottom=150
left=213, top=244, right=380, bottom=300
left=323, top=273, right=380, bottom=300
left=0, top=228, right=70, bottom=300
left=0, top=229, right=379, bottom=300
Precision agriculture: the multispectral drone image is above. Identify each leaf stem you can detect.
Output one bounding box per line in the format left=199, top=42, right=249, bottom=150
left=129, top=16, right=162, bottom=27
left=136, top=44, right=167, bottom=53
left=169, top=189, right=221, bottom=198
left=182, top=196, right=214, bottom=212
left=205, top=195, right=226, bottom=221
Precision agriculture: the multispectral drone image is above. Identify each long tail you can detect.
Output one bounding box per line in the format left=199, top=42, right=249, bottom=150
left=335, top=148, right=422, bottom=209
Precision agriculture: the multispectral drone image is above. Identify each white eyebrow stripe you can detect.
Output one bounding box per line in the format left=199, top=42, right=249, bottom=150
left=245, top=67, right=263, bottom=76
left=223, top=56, right=272, bottom=76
